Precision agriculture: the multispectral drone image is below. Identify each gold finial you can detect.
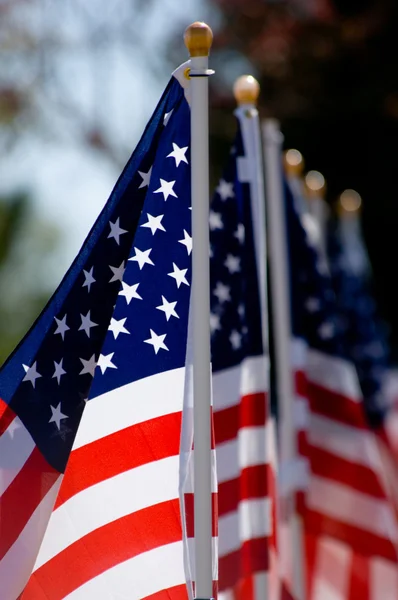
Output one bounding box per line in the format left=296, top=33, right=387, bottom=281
left=284, top=149, right=304, bottom=177
left=184, top=22, right=213, bottom=57
left=338, top=188, right=362, bottom=216
left=305, top=170, right=326, bottom=199
left=233, top=75, right=260, bottom=106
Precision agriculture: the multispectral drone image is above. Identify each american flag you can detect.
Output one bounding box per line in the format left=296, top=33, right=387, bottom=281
left=0, top=65, right=215, bottom=599
left=284, top=180, right=398, bottom=599
left=210, top=105, right=276, bottom=599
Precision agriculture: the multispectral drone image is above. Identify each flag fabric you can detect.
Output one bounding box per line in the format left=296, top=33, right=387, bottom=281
left=284, top=180, right=398, bottom=599
left=327, top=211, right=391, bottom=428
left=0, top=63, right=216, bottom=600
left=210, top=104, right=276, bottom=599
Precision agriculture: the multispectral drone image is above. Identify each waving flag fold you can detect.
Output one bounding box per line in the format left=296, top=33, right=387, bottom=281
left=0, top=63, right=215, bottom=600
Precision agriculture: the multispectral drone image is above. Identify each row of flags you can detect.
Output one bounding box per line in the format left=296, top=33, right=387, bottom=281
left=1, top=46, right=398, bottom=599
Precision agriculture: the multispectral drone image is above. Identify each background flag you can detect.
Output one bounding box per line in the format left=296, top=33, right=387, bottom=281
left=210, top=102, right=275, bottom=599
left=284, top=179, right=398, bottom=599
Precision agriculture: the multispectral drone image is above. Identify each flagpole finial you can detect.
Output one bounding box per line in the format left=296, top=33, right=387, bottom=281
left=284, top=149, right=304, bottom=177
left=184, top=22, right=213, bottom=57
left=233, top=75, right=260, bottom=106
left=305, top=170, right=326, bottom=199
left=338, top=188, right=362, bottom=216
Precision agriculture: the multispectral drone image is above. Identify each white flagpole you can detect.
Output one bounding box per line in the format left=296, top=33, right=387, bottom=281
left=184, top=22, right=214, bottom=600
left=262, top=119, right=306, bottom=600
left=233, top=74, right=270, bottom=600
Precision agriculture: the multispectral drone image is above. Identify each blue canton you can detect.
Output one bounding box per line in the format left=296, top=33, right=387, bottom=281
left=0, top=77, right=191, bottom=472
left=210, top=119, right=263, bottom=373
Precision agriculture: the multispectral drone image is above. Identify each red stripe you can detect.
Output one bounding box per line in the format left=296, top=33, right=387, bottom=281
left=307, top=445, right=386, bottom=499
left=55, top=411, right=182, bottom=508
left=295, top=370, right=308, bottom=398
left=22, top=499, right=183, bottom=600
left=348, top=553, right=370, bottom=600
left=304, top=508, right=398, bottom=562
left=0, top=397, right=16, bottom=436
left=142, top=584, right=188, bottom=599
left=218, top=537, right=269, bottom=591
left=184, top=492, right=218, bottom=537
left=0, top=446, right=59, bottom=561
left=308, top=381, right=367, bottom=428
left=218, top=464, right=270, bottom=516
left=214, top=392, right=267, bottom=445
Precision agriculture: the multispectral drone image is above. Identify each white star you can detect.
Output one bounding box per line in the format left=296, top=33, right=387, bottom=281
left=79, top=354, right=97, bottom=377
left=97, top=352, right=117, bottom=374
left=210, top=313, right=221, bottom=334
left=235, top=223, right=245, bottom=244
left=224, top=254, right=240, bottom=274
left=213, top=282, right=231, bottom=304
left=108, top=217, right=127, bottom=245
left=144, top=329, right=169, bottom=354
left=154, top=179, right=178, bottom=201
left=141, top=213, right=166, bottom=235
left=167, top=143, right=188, bottom=167
left=129, top=247, right=154, bottom=270
left=79, top=310, right=98, bottom=338
left=138, top=166, right=152, bottom=189
left=52, top=359, right=66, bottom=385
left=168, top=263, right=189, bottom=288
left=305, top=297, right=321, bottom=313
left=318, top=321, right=335, bottom=339
left=164, top=110, right=173, bottom=126
left=178, top=230, right=192, bottom=255
left=109, top=261, right=126, bottom=283
left=54, top=315, right=70, bottom=340
left=118, top=281, right=142, bottom=304
left=82, top=267, right=95, bottom=293
left=49, top=403, right=68, bottom=430
left=156, top=296, right=179, bottom=321
left=209, top=211, right=223, bottom=231
left=238, top=304, right=245, bottom=318
left=230, top=330, right=242, bottom=350
left=216, top=179, right=234, bottom=200
left=22, top=362, right=42, bottom=388
left=108, top=317, right=130, bottom=339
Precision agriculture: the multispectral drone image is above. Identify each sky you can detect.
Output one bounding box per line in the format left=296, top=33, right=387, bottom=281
left=0, top=0, right=215, bottom=290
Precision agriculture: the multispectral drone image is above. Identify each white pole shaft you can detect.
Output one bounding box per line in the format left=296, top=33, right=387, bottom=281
left=237, top=104, right=269, bottom=600
left=262, top=119, right=306, bottom=600
left=190, top=55, right=213, bottom=599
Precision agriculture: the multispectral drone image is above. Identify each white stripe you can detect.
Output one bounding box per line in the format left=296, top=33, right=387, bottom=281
left=212, top=355, right=269, bottom=412
left=307, top=348, right=362, bottom=402
left=218, top=498, right=272, bottom=557
left=64, top=541, right=186, bottom=599
left=76, top=367, right=185, bottom=449
left=370, top=557, right=398, bottom=600
left=294, top=397, right=309, bottom=429
left=309, top=414, right=383, bottom=471
left=0, top=476, right=62, bottom=600
left=254, top=571, right=270, bottom=600
left=216, top=425, right=269, bottom=483
left=307, top=476, right=398, bottom=541
left=311, top=537, right=351, bottom=600
left=34, top=455, right=179, bottom=570
left=0, top=417, right=35, bottom=496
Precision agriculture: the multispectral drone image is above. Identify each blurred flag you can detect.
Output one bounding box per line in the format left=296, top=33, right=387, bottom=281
left=210, top=103, right=276, bottom=598
left=285, top=180, right=398, bottom=599
left=0, top=64, right=215, bottom=600
left=327, top=202, right=391, bottom=428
